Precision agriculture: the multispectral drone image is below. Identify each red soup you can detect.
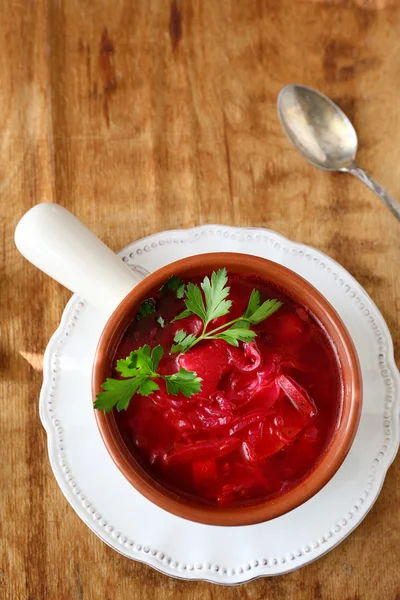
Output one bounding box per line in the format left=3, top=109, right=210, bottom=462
left=111, top=272, right=342, bottom=508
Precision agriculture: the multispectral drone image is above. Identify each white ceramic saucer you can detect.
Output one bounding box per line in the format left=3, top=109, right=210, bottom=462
left=40, top=225, right=400, bottom=584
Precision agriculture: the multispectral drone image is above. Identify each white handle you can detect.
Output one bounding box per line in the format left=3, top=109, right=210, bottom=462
left=15, top=203, right=141, bottom=314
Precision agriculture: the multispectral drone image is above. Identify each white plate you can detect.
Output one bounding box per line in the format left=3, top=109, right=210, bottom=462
left=40, top=225, right=400, bottom=584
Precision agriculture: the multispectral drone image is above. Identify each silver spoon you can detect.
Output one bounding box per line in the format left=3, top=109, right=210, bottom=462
left=277, top=84, right=400, bottom=221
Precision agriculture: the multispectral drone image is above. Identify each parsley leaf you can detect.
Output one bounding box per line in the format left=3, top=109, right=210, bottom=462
left=138, top=378, right=160, bottom=396
left=157, top=316, right=165, bottom=328
left=235, top=291, right=282, bottom=328
left=173, top=330, right=187, bottom=344
left=215, top=328, right=257, bottom=346
left=201, top=268, right=232, bottom=324
left=184, top=283, right=208, bottom=323
left=164, top=368, right=202, bottom=397
left=164, top=269, right=283, bottom=354
left=172, top=308, right=192, bottom=322
left=176, top=284, right=186, bottom=299
left=94, top=344, right=202, bottom=413
left=171, top=330, right=198, bottom=354
left=133, top=344, right=154, bottom=372
left=136, top=298, right=156, bottom=321
left=116, top=353, right=138, bottom=377
left=94, top=377, right=148, bottom=413
left=246, top=298, right=283, bottom=324
left=160, top=275, right=186, bottom=299
left=95, top=345, right=162, bottom=412
left=151, top=345, right=164, bottom=370
left=244, top=289, right=261, bottom=318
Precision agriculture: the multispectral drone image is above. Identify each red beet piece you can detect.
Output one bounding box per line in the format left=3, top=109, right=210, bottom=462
left=164, top=408, right=194, bottom=432
left=228, top=407, right=275, bottom=436
left=241, top=389, right=315, bottom=462
left=271, top=313, right=305, bottom=344
left=192, top=460, right=218, bottom=486
left=242, top=423, right=287, bottom=463
left=227, top=342, right=262, bottom=372
left=165, top=437, right=241, bottom=466
left=277, top=374, right=317, bottom=417
left=178, top=341, right=231, bottom=397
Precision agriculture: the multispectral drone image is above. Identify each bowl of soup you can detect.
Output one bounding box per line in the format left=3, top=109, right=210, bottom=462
left=92, top=253, right=361, bottom=526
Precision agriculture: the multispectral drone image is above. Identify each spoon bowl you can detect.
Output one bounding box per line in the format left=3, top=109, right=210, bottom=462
left=278, top=84, right=357, bottom=171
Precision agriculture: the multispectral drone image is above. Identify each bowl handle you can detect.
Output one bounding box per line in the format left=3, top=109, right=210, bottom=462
left=15, top=203, right=141, bottom=314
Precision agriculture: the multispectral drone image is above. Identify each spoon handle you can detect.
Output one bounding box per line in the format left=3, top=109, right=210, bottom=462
left=347, top=165, right=400, bottom=221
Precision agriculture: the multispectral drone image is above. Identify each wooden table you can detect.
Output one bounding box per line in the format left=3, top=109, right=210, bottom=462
left=2, top=0, right=399, bottom=598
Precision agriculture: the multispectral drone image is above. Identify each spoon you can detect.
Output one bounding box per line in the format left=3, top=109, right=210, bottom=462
left=277, top=84, right=400, bottom=221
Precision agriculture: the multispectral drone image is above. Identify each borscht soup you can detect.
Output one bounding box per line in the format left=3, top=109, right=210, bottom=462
left=95, top=269, right=342, bottom=508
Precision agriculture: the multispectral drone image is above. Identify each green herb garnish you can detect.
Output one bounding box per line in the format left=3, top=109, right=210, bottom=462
left=171, top=330, right=198, bottom=354
left=157, top=316, right=165, bottom=328
left=170, top=269, right=282, bottom=354
left=95, top=269, right=282, bottom=412
left=136, top=298, right=156, bottom=320
left=94, top=344, right=202, bottom=413
left=160, top=275, right=186, bottom=299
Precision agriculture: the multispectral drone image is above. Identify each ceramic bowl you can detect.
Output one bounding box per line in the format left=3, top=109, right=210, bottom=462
left=13, top=202, right=362, bottom=527
left=92, top=252, right=362, bottom=526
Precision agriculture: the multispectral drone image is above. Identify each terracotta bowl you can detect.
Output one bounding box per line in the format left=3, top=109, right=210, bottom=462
left=92, top=252, right=362, bottom=526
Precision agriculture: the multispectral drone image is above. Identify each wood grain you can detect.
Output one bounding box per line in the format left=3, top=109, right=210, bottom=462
left=1, top=0, right=399, bottom=598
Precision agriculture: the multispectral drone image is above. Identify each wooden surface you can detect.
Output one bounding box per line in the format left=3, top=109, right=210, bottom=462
left=1, top=0, right=399, bottom=598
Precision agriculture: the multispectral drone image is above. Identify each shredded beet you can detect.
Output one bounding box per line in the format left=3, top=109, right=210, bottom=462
left=114, top=272, right=341, bottom=507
